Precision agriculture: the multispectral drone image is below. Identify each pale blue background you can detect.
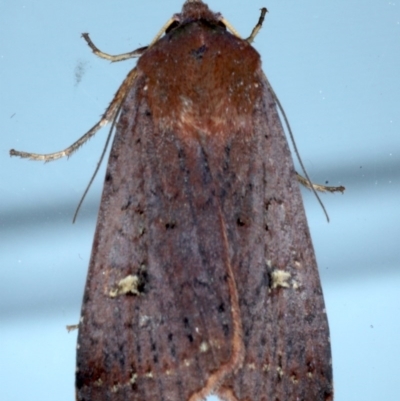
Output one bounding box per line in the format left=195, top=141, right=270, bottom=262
left=1, top=1, right=399, bottom=400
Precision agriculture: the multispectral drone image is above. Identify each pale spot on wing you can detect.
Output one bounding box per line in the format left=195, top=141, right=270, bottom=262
left=270, top=269, right=291, bottom=289
left=108, top=274, right=140, bottom=297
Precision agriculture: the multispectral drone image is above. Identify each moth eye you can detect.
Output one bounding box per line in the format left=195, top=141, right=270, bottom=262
left=165, top=20, right=180, bottom=34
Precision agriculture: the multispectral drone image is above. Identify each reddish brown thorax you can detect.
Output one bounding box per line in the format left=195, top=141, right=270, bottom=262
left=138, top=0, right=262, bottom=143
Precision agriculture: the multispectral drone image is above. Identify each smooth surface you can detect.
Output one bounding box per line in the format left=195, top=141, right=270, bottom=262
left=1, top=1, right=399, bottom=400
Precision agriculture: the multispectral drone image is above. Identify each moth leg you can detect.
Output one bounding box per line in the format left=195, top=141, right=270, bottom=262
left=82, top=13, right=182, bottom=62
left=296, top=172, right=345, bottom=193
left=81, top=33, right=147, bottom=62
left=66, top=324, right=79, bottom=332
left=10, top=67, right=138, bottom=162
left=245, top=7, right=268, bottom=43
left=219, top=7, right=267, bottom=42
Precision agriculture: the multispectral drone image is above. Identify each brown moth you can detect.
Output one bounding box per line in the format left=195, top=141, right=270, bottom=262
left=76, top=2, right=333, bottom=400
left=11, top=1, right=335, bottom=400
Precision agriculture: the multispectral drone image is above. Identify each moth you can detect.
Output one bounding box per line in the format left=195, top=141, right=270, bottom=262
left=11, top=1, right=340, bottom=400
